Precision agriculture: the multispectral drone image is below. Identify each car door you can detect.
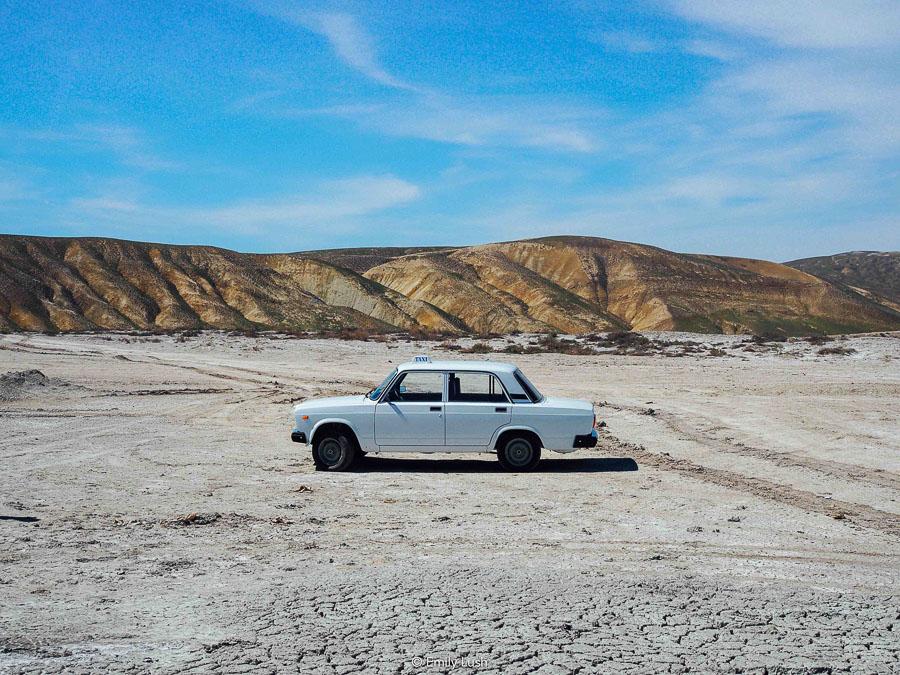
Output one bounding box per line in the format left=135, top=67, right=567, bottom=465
left=374, top=370, right=446, bottom=446
left=444, top=371, right=511, bottom=446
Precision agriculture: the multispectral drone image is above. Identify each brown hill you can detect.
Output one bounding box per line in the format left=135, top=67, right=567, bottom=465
left=1, top=234, right=898, bottom=335
left=786, top=251, right=900, bottom=314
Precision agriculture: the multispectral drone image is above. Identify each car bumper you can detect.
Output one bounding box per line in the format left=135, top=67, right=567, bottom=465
left=573, top=429, right=598, bottom=448
left=291, top=431, right=307, bottom=444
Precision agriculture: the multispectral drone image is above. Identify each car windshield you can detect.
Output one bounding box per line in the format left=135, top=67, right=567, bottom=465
left=366, top=368, right=397, bottom=400
left=512, top=368, right=543, bottom=403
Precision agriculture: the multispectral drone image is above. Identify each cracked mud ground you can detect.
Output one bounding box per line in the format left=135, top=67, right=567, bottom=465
left=1, top=333, right=898, bottom=673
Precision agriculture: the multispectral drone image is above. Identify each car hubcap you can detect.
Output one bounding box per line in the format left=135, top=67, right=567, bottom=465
left=320, top=439, right=342, bottom=464
left=506, top=440, right=532, bottom=466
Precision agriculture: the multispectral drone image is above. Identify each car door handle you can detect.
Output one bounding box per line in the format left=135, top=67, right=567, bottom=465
left=495, top=407, right=507, bottom=412
left=430, top=406, right=442, bottom=412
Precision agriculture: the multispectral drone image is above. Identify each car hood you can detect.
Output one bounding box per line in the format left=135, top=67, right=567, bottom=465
left=540, top=396, right=593, bottom=412
left=293, top=395, right=367, bottom=412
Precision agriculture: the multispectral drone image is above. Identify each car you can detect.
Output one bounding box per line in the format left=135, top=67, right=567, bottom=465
left=290, top=356, right=598, bottom=471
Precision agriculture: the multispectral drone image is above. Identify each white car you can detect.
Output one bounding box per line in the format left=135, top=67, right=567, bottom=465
left=291, top=356, right=598, bottom=471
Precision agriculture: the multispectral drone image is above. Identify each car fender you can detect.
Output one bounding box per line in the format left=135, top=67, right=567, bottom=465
left=309, top=417, right=364, bottom=446
left=490, top=424, right=544, bottom=449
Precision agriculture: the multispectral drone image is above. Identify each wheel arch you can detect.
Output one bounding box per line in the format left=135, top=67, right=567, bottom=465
left=310, top=419, right=361, bottom=450
left=493, top=426, right=544, bottom=451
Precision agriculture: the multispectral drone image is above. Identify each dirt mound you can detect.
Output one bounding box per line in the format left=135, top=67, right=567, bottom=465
left=0, top=369, right=51, bottom=401
left=0, top=369, right=77, bottom=401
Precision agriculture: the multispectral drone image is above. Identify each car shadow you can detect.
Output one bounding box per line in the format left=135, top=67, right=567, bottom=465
left=353, top=455, right=638, bottom=473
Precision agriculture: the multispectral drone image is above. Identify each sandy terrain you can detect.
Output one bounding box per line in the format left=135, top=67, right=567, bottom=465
left=0, top=331, right=898, bottom=673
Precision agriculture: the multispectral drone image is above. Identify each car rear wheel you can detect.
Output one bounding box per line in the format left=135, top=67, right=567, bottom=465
left=313, top=433, right=357, bottom=471
left=498, top=435, right=541, bottom=472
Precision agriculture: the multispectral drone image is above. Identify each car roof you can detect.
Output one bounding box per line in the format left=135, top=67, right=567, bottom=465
left=397, top=359, right=518, bottom=374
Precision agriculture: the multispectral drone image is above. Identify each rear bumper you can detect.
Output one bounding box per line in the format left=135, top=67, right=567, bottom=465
left=573, top=429, right=598, bottom=448
left=291, top=431, right=307, bottom=444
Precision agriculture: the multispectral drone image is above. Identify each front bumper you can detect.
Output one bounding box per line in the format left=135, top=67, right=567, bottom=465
left=573, top=429, right=598, bottom=448
left=291, top=431, right=307, bottom=444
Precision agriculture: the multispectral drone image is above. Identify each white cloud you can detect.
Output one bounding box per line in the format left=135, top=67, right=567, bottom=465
left=196, top=175, right=421, bottom=226
left=249, top=6, right=600, bottom=154
left=669, top=0, right=900, bottom=49
left=277, top=94, right=600, bottom=153
left=71, top=197, right=142, bottom=213
left=70, top=174, right=422, bottom=236
left=340, top=94, right=600, bottom=153
left=681, top=39, right=739, bottom=61
left=14, top=124, right=180, bottom=172
left=661, top=0, right=900, bottom=189
left=255, top=5, right=419, bottom=92
left=454, top=161, right=883, bottom=259
left=79, top=124, right=182, bottom=171
left=0, top=178, right=29, bottom=203
left=595, top=31, right=739, bottom=62
left=710, top=56, right=900, bottom=155
left=598, top=31, right=660, bottom=54
left=307, top=12, right=419, bottom=91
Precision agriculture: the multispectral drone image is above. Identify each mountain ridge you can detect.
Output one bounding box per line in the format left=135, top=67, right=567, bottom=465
left=1, top=234, right=897, bottom=336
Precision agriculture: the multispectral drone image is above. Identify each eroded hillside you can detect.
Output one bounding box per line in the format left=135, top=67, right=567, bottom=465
left=787, top=251, right=900, bottom=313
left=1, top=234, right=898, bottom=335
left=365, top=237, right=900, bottom=334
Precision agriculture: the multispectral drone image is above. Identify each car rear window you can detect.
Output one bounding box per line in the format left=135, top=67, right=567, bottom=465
left=512, top=369, right=542, bottom=403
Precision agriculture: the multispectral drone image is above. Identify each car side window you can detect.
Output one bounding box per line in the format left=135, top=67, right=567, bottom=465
left=388, top=371, right=443, bottom=402
left=448, top=372, right=508, bottom=403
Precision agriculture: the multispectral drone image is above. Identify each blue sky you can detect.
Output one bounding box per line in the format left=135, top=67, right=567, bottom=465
left=1, top=0, right=898, bottom=260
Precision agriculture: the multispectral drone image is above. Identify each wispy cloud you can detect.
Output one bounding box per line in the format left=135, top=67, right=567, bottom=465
left=195, top=175, right=421, bottom=227
left=681, top=39, right=739, bottom=61
left=594, top=30, right=738, bottom=61
left=714, top=57, right=899, bottom=152
left=453, top=161, right=889, bottom=259
left=284, top=94, right=601, bottom=153
left=306, top=12, right=419, bottom=92
left=247, top=6, right=600, bottom=153
left=69, top=174, right=422, bottom=242
left=597, top=31, right=661, bottom=54
left=255, top=6, right=419, bottom=92
left=12, top=124, right=181, bottom=172
left=240, top=2, right=897, bottom=257
left=669, top=0, right=900, bottom=49
left=0, top=177, right=29, bottom=203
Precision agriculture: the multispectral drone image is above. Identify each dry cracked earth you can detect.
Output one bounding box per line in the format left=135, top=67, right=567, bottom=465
left=0, top=332, right=898, bottom=673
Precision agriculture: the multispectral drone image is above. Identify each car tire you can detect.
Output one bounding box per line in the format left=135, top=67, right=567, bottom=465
left=313, top=433, right=357, bottom=471
left=498, top=435, right=541, bottom=472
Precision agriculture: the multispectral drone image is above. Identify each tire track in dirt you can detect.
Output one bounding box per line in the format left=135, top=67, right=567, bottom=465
left=1, top=336, right=374, bottom=401
left=0, top=340, right=106, bottom=358
left=0, top=336, right=287, bottom=388
left=108, top=354, right=278, bottom=388
left=598, top=434, right=900, bottom=538
left=605, top=402, right=900, bottom=492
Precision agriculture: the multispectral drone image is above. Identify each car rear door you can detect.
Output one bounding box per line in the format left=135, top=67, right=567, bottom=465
left=444, top=371, right=511, bottom=446
left=374, top=370, right=446, bottom=446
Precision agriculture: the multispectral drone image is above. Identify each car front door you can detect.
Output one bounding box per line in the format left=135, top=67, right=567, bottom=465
left=444, top=371, right=512, bottom=446
left=375, top=370, right=446, bottom=446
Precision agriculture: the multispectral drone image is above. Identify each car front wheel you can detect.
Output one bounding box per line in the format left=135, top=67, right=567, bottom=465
left=498, top=435, right=541, bottom=472
left=313, top=433, right=357, bottom=471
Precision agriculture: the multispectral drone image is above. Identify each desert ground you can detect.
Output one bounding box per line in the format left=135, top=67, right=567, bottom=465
left=0, top=331, right=898, bottom=673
